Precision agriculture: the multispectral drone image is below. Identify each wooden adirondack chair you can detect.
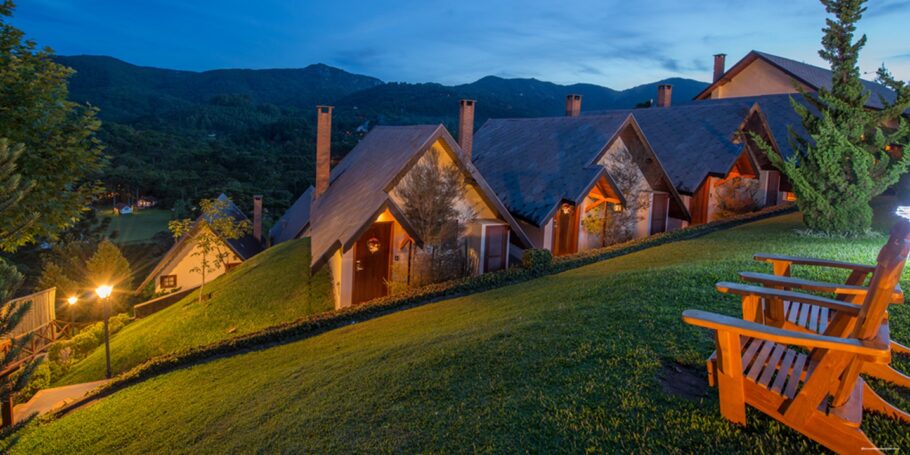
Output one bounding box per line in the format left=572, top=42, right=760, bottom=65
left=682, top=225, right=910, bottom=454
left=734, top=220, right=910, bottom=388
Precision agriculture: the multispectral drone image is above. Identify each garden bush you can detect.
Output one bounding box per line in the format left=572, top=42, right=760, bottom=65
left=521, top=249, right=553, bottom=275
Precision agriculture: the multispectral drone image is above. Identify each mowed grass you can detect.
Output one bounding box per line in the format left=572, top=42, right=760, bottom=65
left=55, top=238, right=333, bottom=385
left=9, top=213, right=910, bottom=453
left=102, top=208, right=172, bottom=243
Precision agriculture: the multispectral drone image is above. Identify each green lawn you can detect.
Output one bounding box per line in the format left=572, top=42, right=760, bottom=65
left=9, top=213, right=910, bottom=453
left=54, top=238, right=333, bottom=385
left=102, top=208, right=172, bottom=243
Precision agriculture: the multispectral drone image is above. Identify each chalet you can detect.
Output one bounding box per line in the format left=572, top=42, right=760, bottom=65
left=136, top=196, right=158, bottom=209
left=606, top=87, right=790, bottom=225
left=137, top=194, right=264, bottom=294
left=471, top=97, right=689, bottom=256
left=271, top=104, right=531, bottom=309
left=696, top=51, right=901, bottom=109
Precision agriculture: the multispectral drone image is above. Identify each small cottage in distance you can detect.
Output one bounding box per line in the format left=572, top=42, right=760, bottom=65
left=137, top=194, right=264, bottom=294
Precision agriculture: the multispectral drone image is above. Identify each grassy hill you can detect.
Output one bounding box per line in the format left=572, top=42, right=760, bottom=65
left=55, top=238, right=333, bottom=385
left=11, top=214, right=909, bottom=453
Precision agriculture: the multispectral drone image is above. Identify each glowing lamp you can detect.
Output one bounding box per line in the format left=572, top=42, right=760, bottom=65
left=612, top=204, right=623, bottom=213
left=67, top=296, right=78, bottom=305
left=561, top=203, right=574, bottom=215
left=95, top=285, right=113, bottom=299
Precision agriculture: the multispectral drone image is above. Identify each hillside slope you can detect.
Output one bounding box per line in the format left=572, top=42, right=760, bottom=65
left=56, top=238, right=333, bottom=385
left=12, top=214, right=909, bottom=453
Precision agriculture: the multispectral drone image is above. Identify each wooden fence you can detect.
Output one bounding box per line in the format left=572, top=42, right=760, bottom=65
left=2, top=287, right=56, bottom=339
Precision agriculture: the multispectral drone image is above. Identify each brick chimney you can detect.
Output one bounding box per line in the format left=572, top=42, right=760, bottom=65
left=565, top=94, right=582, bottom=117
left=458, top=99, right=475, bottom=160
left=657, top=84, right=672, bottom=108
left=252, top=195, right=263, bottom=243
left=713, top=54, right=726, bottom=82
left=315, top=105, right=333, bottom=198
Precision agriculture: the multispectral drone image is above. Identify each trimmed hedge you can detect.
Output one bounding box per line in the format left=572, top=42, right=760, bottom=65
left=48, top=204, right=797, bottom=420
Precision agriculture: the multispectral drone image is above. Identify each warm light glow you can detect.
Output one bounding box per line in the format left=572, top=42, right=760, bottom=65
left=896, top=206, right=910, bottom=220
left=561, top=203, right=574, bottom=215
left=67, top=296, right=78, bottom=305
left=612, top=204, right=623, bottom=213
left=95, top=285, right=113, bottom=299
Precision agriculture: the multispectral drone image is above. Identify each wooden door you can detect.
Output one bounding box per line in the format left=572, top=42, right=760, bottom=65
left=352, top=221, right=393, bottom=305
left=765, top=171, right=780, bottom=206
left=483, top=225, right=509, bottom=273
left=552, top=204, right=578, bottom=256
left=690, top=181, right=710, bottom=225
left=650, top=193, right=669, bottom=235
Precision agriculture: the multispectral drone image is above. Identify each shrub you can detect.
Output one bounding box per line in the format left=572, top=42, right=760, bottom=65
left=14, top=361, right=51, bottom=404
left=46, top=313, right=134, bottom=381
left=522, top=249, right=553, bottom=274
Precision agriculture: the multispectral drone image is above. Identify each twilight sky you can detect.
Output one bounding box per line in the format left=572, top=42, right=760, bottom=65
left=11, top=0, right=910, bottom=89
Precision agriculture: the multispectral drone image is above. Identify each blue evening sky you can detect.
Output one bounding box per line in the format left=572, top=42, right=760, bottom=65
left=10, top=0, right=910, bottom=89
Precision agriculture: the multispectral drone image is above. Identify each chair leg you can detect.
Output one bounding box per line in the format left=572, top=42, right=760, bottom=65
left=862, top=382, right=910, bottom=424
left=863, top=363, right=910, bottom=389
left=892, top=341, right=910, bottom=356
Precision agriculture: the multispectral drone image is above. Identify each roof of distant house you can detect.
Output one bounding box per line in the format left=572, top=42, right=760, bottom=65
left=472, top=113, right=688, bottom=225
left=269, top=186, right=314, bottom=244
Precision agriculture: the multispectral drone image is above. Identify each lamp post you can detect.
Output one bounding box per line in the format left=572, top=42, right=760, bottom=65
left=95, top=285, right=113, bottom=379
left=67, top=296, right=77, bottom=337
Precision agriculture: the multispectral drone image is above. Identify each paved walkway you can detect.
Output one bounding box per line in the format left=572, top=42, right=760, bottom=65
left=14, top=380, right=110, bottom=421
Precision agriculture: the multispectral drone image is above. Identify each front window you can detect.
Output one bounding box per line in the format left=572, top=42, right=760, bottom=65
left=159, top=275, right=177, bottom=288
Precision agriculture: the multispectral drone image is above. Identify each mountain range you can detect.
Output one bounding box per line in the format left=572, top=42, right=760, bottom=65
left=53, top=55, right=709, bottom=214
left=57, top=55, right=709, bottom=124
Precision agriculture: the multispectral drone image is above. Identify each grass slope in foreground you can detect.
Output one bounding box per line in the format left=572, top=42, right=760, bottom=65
left=13, top=214, right=910, bottom=453
left=56, top=238, right=333, bottom=385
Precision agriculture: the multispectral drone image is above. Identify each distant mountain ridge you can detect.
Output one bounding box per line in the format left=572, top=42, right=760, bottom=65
left=55, top=55, right=708, bottom=124
left=50, top=55, right=710, bottom=214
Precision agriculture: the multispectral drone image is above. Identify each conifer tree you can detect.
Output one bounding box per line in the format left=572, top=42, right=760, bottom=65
left=755, top=0, right=910, bottom=234
left=0, top=1, right=105, bottom=251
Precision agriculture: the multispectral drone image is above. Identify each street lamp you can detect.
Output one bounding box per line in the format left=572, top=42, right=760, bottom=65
left=67, top=296, right=78, bottom=337
left=95, top=285, right=113, bottom=379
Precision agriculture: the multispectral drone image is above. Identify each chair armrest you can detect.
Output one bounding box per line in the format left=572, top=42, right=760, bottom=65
left=754, top=253, right=876, bottom=275
left=739, top=272, right=870, bottom=295
left=715, top=282, right=862, bottom=315
left=682, top=310, right=890, bottom=360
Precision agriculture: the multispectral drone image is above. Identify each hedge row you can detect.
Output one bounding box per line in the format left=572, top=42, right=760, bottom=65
left=49, top=204, right=797, bottom=420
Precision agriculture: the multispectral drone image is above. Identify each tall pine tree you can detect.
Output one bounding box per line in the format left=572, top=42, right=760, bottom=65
left=756, top=0, right=910, bottom=234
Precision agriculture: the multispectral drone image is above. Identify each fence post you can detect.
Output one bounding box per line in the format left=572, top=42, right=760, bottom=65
left=1, top=392, right=14, bottom=428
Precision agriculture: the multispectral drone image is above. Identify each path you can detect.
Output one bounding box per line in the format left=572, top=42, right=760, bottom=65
left=14, top=380, right=110, bottom=421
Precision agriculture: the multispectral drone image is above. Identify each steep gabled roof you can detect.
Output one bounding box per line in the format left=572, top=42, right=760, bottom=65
left=473, top=113, right=688, bottom=225
left=307, top=124, right=531, bottom=271
left=136, top=194, right=262, bottom=291
left=695, top=50, right=900, bottom=110
left=686, top=93, right=815, bottom=162
left=269, top=186, right=314, bottom=244
left=626, top=102, right=758, bottom=194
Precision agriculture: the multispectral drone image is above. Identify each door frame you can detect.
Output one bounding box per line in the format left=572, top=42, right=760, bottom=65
left=479, top=223, right=510, bottom=274
left=551, top=203, right=579, bottom=256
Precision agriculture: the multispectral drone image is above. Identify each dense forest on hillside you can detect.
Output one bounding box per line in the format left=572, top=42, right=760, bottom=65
left=56, top=55, right=708, bottom=219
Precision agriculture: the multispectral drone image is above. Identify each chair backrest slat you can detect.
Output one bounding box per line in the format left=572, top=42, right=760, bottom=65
left=853, top=220, right=910, bottom=340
